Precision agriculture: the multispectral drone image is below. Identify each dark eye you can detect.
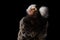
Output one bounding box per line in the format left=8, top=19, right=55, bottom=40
left=31, top=8, right=35, bottom=10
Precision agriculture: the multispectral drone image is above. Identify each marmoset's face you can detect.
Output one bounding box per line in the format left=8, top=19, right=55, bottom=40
left=28, top=7, right=37, bottom=16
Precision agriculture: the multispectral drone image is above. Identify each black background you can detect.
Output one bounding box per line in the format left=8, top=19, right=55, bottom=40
left=16, top=0, right=58, bottom=40
left=1, top=0, right=58, bottom=40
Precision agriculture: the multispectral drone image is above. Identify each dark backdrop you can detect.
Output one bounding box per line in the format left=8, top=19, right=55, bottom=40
left=15, top=0, right=57, bottom=40
left=1, top=0, right=58, bottom=40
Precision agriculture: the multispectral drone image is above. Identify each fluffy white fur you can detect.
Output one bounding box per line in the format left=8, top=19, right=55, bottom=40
left=39, top=6, right=48, bottom=18
left=26, top=4, right=37, bottom=14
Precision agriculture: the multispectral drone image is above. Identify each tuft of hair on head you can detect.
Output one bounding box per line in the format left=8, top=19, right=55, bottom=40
left=39, top=6, right=48, bottom=13
left=39, top=6, right=49, bottom=18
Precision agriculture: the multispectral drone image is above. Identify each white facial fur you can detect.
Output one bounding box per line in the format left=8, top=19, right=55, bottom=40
left=26, top=4, right=37, bottom=16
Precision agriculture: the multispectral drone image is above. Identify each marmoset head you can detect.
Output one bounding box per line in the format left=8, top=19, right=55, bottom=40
left=26, top=4, right=37, bottom=16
